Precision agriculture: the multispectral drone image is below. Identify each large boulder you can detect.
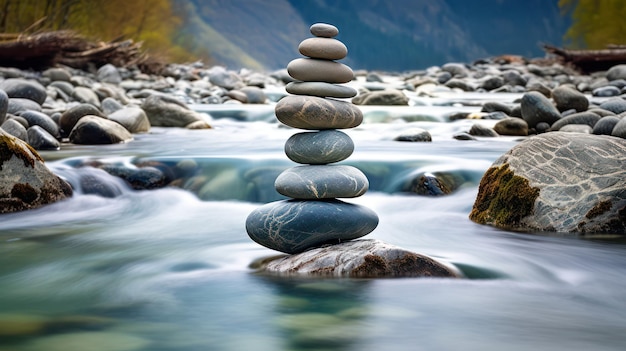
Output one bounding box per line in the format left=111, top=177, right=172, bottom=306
left=252, top=239, right=460, bottom=278
left=0, top=129, right=72, bottom=213
left=470, top=132, right=626, bottom=234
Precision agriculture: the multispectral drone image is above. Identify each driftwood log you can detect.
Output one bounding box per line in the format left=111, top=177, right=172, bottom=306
left=0, top=31, right=165, bottom=74
left=543, top=44, right=626, bottom=73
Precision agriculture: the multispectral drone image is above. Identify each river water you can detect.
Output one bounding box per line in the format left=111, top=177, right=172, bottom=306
left=1, top=92, right=626, bottom=351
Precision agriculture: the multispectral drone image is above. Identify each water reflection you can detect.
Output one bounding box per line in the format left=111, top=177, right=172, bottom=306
left=255, top=275, right=372, bottom=351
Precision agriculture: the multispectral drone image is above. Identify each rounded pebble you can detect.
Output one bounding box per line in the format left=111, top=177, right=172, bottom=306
left=286, top=81, right=357, bottom=98
left=275, top=95, right=363, bottom=130
left=520, top=91, right=561, bottom=128
left=245, top=199, right=379, bottom=254
left=310, top=23, right=339, bottom=38
left=285, top=130, right=354, bottom=164
left=287, top=58, right=354, bottom=83
left=274, top=165, right=369, bottom=199
left=299, top=37, right=347, bottom=60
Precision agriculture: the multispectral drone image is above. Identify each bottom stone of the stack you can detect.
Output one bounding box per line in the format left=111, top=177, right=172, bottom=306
left=246, top=199, right=379, bottom=254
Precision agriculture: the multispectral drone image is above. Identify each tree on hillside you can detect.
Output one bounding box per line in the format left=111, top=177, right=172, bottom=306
left=0, top=0, right=203, bottom=63
left=560, top=0, right=626, bottom=49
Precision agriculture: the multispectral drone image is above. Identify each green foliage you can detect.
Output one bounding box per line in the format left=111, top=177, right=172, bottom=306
left=560, top=0, right=626, bottom=49
left=0, top=0, right=205, bottom=63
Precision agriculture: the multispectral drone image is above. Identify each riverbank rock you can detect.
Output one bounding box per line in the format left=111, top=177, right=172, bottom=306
left=253, top=239, right=460, bottom=278
left=470, top=132, right=626, bottom=234
left=0, top=129, right=72, bottom=213
left=141, top=94, right=211, bottom=128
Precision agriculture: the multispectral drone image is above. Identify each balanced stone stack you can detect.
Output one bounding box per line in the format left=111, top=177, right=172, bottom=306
left=246, top=23, right=378, bottom=254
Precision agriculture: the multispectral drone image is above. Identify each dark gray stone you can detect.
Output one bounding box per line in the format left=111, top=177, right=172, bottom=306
left=480, top=76, right=504, bottom=91
left=285, top=130, right=354, bottom=164
left=287, top=58, right=354, bottom=84
left=101, top=97, right=124, bottom=115
left=593, top=116, right=620, bottom=135
left=502, top=70, right=527, bottom=87
left=611, top=118, right=626, bottom=138
left=549, top=112, right=600, bottom=131
left=353, top=89, right=409, bottom=106
left=275, top=95, right=362, bottom=130
left=551, top=85, right=589, bottom=112
left=444, top=78, right=475, bottom=91
left=1, top=118, right=27, bottom=141
left=494, top=117, right=529, bottom=136
left=42, top=68, right=71, bottom=82
left=27, top=125, right=61, bottom=150
left=141, top=94, right=210, bottom=128
left=469, top=123, right=498, bottom=137
left=526, top=81, right=552, bottom=97
left=0, top=78, right=47, bottom=104
left=107, top=107, right=150, bottom=133
left=607, top=64, right=626, bottom=81
left=69, top=116, right=133, bottom=144
left=19, top=110, right=60, bottom=139
left=49, top=81, right=74, bottom=96
left=599, top=98, right=626, bottom=114
left=245, top=199, right=379, bottom=254
left=239, top=86, right=266, bottom=104
left=97, top=64, right=122, bottom=84
left=255, top=239, right=460, bottom=278
left=310, top=23, right=338, bottom=38
left=520, top=91, right=561, bottom=128
left=298, top=37, right=347, bottom=60
left=285, top=81, right=357, bottom=98
left=393, top=127, right=432, bottom=142
left=72, top=86, right=101, bottom=107
left=453, top=132, right=477, bottom=140
left=275, top=165, right=368, bottom=199
left=481, top=101, right=512, bottom=115
left=59, top=104, right=105, bottom=137
left=592, top=85, right=621, bottom=97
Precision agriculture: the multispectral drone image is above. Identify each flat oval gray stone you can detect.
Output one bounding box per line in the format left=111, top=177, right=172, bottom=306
left=299, top=37, right=347, bottom=60
left=275, top=165, right=368, bottom=199
left=287, top=58, right=354, bottom=84
left=245, top=199, right=379, bottom=254
left=285, top=130, right=354, bottom=164
left=275, top=95, right=363, bottom=130
left=310, top=23, right=339, bottom=38
left=285, top=81, right=357, bottom=98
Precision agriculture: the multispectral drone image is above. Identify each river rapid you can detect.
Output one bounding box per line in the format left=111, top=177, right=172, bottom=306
left=1, top=92, right=626, bottom=351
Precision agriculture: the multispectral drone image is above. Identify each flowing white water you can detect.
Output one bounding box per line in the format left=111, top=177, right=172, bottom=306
left=1, top=102, right=625, bottom=351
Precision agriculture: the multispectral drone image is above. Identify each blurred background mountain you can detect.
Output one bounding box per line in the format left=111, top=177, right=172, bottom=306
left=1, top=0, right=623, bottom=72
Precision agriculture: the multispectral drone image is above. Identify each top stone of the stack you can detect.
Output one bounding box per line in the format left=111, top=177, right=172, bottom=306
left=310, top=23, right=339, bottom=38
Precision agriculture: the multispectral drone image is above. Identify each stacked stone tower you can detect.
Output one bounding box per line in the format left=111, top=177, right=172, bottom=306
left=246, top=23, right=378, bottom=254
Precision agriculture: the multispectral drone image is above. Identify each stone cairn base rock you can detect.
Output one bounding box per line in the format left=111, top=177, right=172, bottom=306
left=246, top=23, right=379, bottom=255
left=252, top=239, right=460, bottom=278
left=470, top=132, right=626, bottom=234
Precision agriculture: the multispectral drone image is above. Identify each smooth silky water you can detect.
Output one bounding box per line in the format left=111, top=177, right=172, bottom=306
left=1, top=99, right=626, bottom=351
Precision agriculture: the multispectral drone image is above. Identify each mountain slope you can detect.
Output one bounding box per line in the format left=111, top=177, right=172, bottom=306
left=175, top=0, right=567, bottom=71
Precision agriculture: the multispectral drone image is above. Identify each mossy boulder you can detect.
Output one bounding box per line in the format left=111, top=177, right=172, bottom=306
left=0, top=129, right=72, bottom=213
left=252, top=239, right=460, bottom=278
left=470, top=132, right=626, bottom=234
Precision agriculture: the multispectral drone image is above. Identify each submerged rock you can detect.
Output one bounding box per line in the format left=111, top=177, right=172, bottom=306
left=253, top=239, right=460, bottom=278
left=470, top=132, right=626, bottom=234
left=0, top=129, right=72, bottom=213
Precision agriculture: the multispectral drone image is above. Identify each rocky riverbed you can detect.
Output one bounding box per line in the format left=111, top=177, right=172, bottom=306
left=1, top=53, right=626, bottom=232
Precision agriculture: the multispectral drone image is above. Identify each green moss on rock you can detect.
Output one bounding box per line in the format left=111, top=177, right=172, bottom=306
left=0, top=134, right=43, bottom=170
left=470, top=163, right=540, bottom=228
